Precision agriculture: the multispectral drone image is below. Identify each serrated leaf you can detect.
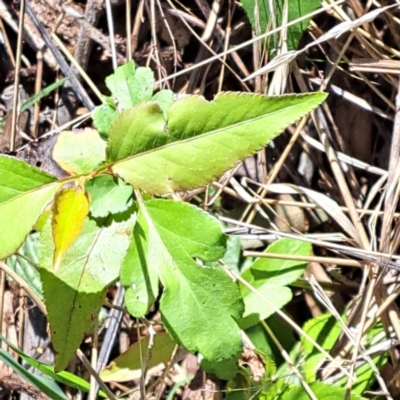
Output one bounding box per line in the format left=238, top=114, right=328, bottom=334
left=105, top=61, right=136, bottom=108
left=0, top=183, right=61, bottom=259
left=100, top=333, right=176, bottom=382
left=240, top=238, right=311, bottom=329
left=128, top=67, right=154, bottom=106
left=105, top=62, right=154, bottom=109
left=40, top=215, right=135, bottom=371
left=86, top=175, right=133, bottom=218
left=52, top=188, right=89, bottom=272
left=145, top=200, right=226, bottom=260
left=241, top=0, right=321, bottom=51
left=107, top=103, right=167, bottom=161
left=122, top=200, right=227, bottom=317
left=92, top=104, right=119, bottom=137
left=111, top=92, right=326, bottom=194
left=122, top=199, right=242, bottom=366
left=160, top=252, right=243, bottom=363
left=53, top=128, right=106, bottom=175
left=0, top=155, right=56, bottom=204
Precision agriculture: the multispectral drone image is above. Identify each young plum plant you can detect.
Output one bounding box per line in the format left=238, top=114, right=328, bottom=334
left=0, top=61, right=326, bottom=375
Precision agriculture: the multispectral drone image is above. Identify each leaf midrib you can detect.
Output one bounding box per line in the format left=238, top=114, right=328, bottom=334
left=110, top=98, right=311, bottom=167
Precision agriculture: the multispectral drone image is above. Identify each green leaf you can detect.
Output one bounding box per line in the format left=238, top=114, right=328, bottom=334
left=302, top=353, right=385, bottom=395
left=222, top=235, right=242, bottom=274
left=240, top=283, right=292, bottom=330
left=250, top=238, right=311, bottom=284
left=122, top=199, right=243, bottom=366
left=103, top=95, right=117, bottom=108
left=0, top=348, right=68, bottom=400
left=121, top=214, right=160, bottom=317
left=241, top=0, right=321, bottom=51
left=335, top=354, right=386, bottom=396
left=0, top=182, right=61, bottom=259
left=7, top=233, right=43, bottom=300
left=240, top=238, right=311, bottom=329
left=145, top=200, right=240, bottom=362
left=201, top=358, right=239, bottom=381
left=280, top=382, right=366, bottom=400
left=100, top=332, right=176, bottom=382
left=107, top=103, right=167, bottom=161
left=0, top=334, right=106, bottom=397
left=111, top=92, right=326, bottom=194
left=105, top=61, right=135, bottom=107
left=128, top=67, right=155, bottom=106
left=302, top=314, right=383, bottom=392
left=92, top=104, right=119, bottom=137
left=246, top=324, right=274, bottom=359
left=302, top=314, right=342, bottom=355
left=53, top=128, right=106, bottom=175
left=152, top=89, right=174, bottom=120
left=122, top=199, right=226, bottom=317
left=105, top=62, right=154, bottom=109
left=40, top=214, right=135, bottom=371
left=0, top=155, right=56, bottom=204
left=21, top=77, right=69, bottom=113
left=160, top=253, right=243, bottom=363
left=145, top=200, right=227, bottom=261
left=246, top=314, right=297, bottom=365
left=86, top=175, right=133, bottom=218
left=166, top=376, right=196, bottom=400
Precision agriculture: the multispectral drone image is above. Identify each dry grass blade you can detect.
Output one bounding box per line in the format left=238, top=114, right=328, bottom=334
left=244, top=180, right=359, bottom=241
left=10, top=0, right=25, bottom=152
left=350, top=58, right=400, bottom=74
left=156, top=0, right=346, bottom=84
left=246, top=3, right=398, bottom=80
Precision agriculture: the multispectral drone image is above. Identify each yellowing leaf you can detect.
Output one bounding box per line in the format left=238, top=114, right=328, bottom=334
left=52, top=188, right=89, bottom=272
